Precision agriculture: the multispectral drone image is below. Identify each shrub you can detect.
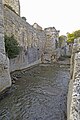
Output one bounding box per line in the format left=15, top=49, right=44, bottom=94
left=5, top=35, right=21, bottom=59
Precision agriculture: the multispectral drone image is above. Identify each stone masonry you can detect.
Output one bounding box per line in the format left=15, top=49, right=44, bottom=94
left=44, top=27, right=60, bottom=62
left=0, top=0, right=59, bottom=92
left=4, top=6, right=47, bottom=72
left=3, top=0, right=20, bottom=15
left=67, top=38, right=80, bottom=120
left=3, top=6, right=60, bottom=71
left=1, top=1, right=79, bottom=120
left=0, top=0, right=11, bottom=93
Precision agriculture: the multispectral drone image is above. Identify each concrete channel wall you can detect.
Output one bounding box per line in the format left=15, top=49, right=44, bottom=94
left=67, top=38, right=80, bottom=120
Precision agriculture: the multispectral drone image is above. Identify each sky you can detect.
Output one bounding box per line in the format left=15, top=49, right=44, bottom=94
left=20, top=0, right=80, bottom=35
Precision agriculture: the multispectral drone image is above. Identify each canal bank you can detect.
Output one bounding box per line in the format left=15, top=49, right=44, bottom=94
left=0, top=61, right=70, bottom=120
left=67, top=39, right=80, bottom=120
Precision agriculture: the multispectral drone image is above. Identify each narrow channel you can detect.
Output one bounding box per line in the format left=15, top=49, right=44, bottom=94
left=0, top=61, right=70, bottom=120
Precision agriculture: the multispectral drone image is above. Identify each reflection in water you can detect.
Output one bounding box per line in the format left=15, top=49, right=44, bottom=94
left=0, top=63, right=70, bottom=120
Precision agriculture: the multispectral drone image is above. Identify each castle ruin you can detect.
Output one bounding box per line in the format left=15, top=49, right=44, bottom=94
left=0, top=0, right=60, bottom=92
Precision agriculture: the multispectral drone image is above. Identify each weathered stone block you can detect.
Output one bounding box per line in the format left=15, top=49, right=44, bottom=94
left=4, top=0, right=20, bottom=15
left=0, top=53, right=11, bottom=92
left=0, top=0, right=11, bottom=93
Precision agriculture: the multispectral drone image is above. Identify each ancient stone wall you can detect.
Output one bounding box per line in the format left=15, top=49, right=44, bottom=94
left=0, top=0, right=60, bottom=93
left=4, top=6, right=60, bottom=69
left=33, top=23, right=42, bottom=31
left=3, top=0, right=20, bottom=15
left=0, top=0, right=11, bottom=93
left=4, top=6, right=46, bottom=72
left=67, top=38, right=80, bottom=120
left=44, top=27, right=60, bottom=63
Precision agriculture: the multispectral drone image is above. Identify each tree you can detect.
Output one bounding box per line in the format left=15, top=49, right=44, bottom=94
left=67, top=30, right=80, bottom=43
left=67, top=33, right=74, bottom=43
left=74, top=30, right=80, bottom=38
left=5, top=35, right=21, bottom=59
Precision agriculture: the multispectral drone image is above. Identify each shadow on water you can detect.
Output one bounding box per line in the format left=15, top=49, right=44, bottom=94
left=0, top=62, right=70, bottom=120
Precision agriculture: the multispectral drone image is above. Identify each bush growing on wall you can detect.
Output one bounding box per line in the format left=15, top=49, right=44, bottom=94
left=5, top=35, right=21, bottom=59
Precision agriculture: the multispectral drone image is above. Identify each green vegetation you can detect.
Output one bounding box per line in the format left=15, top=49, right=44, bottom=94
left=67, top=30, right=80, bottom=43
left=74, top=30, right=80, bottom=38
left=5, top=35, right=21, bottom=59
left=67, top=33, right=74, bottom=43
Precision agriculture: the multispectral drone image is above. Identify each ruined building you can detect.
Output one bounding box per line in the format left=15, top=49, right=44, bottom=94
left=3, top=0, right=60, bottom=71
left=0, top=0, right=59, bottom=92
left=44, top=27, right=60, bottom=62
left=1, top=1, right=79, bottom=119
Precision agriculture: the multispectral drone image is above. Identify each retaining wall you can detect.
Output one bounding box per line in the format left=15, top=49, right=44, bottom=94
left=67, top=38, right=80, bottom=120
left=0, top=0, right=11, bottom=93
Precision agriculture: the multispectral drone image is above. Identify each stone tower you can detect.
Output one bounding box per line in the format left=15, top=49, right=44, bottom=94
left=3, top=0, right=20, bottom=15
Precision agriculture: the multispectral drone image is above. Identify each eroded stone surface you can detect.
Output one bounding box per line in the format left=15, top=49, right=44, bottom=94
left=4, top=0, right=20, bottom=15
left=0, top=0, right=11, bottom=93
left=70, top=52, right=80, bottom=120
left=68, top=38, right=80, bottom=120
left=0, top=53, right=11, bottom=92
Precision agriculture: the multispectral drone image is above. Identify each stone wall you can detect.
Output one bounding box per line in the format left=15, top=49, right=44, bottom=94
left=0, top=0, right=11, bottom=93
left=4, top=6, right=46, bottom=72
left=43, top=27, right=60, bottom=63
left=0, top=0, right=60, bottom=93
left=4, top=6, right=61, bottom=71
left=3, top=0, right=20, bottom=15
left=33, top=23, right=42, bottom=31
left=67, top=38, right=80, bottom=120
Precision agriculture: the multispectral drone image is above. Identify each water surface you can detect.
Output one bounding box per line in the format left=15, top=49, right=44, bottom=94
left=0, top=63, right=70, bottom=120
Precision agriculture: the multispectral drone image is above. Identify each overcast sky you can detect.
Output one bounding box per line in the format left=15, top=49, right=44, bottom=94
left=20, top=0, right=80, bottom=35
